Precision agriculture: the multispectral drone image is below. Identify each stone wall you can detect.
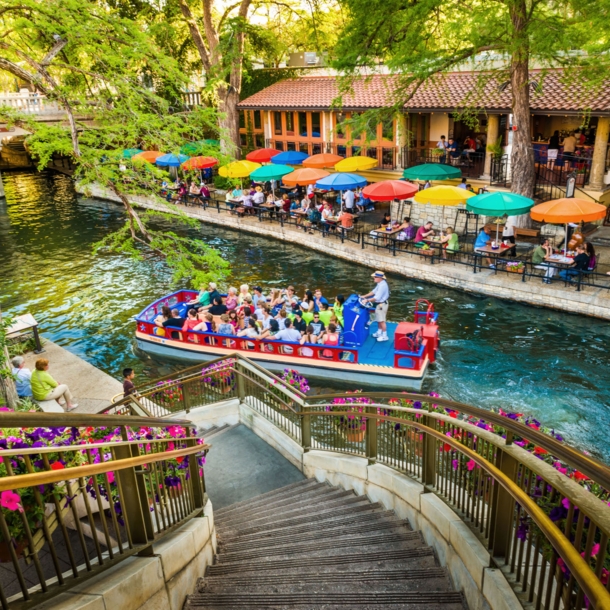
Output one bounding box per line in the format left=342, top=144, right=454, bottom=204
left=82, top=184, right=610, bottom=320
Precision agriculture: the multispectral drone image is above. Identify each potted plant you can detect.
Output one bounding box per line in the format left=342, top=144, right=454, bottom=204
left=506, top=261, right=525, bottom=273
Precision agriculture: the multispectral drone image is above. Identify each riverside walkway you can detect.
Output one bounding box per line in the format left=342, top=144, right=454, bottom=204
left=84, top=184, right=610, bottom=320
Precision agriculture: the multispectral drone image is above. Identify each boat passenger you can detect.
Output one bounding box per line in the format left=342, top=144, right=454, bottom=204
left=208, top=296, right=227, bottom=316
left=154, top=305, right=172, bottom=326
left=217, top=314, right=234, bottom=335
left=276, top=309, right=288, bottom=330
left=260, top=318, right=280, bottom=339
left=310, top=312, right=325, bottom=337
left=187, top=285, right=211, bottom=310
left=182, top=309, right=200, bottom=332
left=238, top=284, right=252, bottom=305
left=300, top=326, right=318, bottom=355
left=273, top=318, right=301, bottom=342
left=301, top=290, right=315, bottom=313
left=269, top=289, right=284, bottom=309
left=225, top=287, right=238, bottom=310
left=332, top=295, right=345, bottom=327
left=163, top=309, right=185, bottom=338
left=238, top=318, right=260, bottom=338
left=252, top=286, right=266, bottom=308
left=314, top=289, right=329, bottom=312
left=284, top=286, right=299, bottom=312
left=240, top=306, right=253, bottom=329
left=321, top=323, right=340, bottom=357
left=292, top=310, right=307, bottom=334
left=258, top=307, right=272, bottom=330
left=318, top=302, right=332, bottom=327
left=228, top=310, right=240, bottom=332
left=31, top=358, right=78, bottom=411
left=194, top=313, right=215, bottom=332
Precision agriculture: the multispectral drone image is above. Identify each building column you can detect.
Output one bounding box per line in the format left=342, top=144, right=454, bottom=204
left=588, top=117, right=610, bottom=191
left=482, top=114, right=500, bottom=178
left=264, top=111, right=272, bottom=145
left=397, top=114, right=408, bottom=168
left=324, top=111, right=333, bottom=152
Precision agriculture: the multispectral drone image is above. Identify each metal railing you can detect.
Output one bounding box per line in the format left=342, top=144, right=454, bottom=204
left=0, top=412, right=208, bottom=609
left=402, top=148, right=486, bottom=179
left=124, top=353, right=610, bottom=609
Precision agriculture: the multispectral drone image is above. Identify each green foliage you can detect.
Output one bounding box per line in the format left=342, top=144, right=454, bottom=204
left=241, top=67, right=307, bottom=101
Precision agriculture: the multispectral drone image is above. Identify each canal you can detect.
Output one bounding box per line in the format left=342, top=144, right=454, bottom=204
left=1, top=171, right=609, bottom=459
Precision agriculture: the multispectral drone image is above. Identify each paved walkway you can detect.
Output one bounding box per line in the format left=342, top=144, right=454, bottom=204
left=23, top=340, right=123, bottom=414
left=203, top=425, right=305, bottom=510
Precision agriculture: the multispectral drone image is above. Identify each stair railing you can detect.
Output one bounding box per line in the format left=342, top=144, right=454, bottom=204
left=0, top=412, right=209, bottom=609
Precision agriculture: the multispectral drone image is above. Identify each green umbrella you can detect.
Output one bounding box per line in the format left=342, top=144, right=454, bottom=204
left=403, top=163, right=462, bottom=181
left=250, top=164, right=294, bottom=181
left=180, top=140, right=220, bottom=155
left=122, top=148, right=143, bottom=159
left=466, top=191, right=534, bottom=243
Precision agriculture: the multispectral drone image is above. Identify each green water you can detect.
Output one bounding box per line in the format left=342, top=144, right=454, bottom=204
left=1, top=171, right=609, bottom=458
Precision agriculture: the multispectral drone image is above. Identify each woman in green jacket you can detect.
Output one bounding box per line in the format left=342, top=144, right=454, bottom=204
left=30, top=359, right=78, bottom=411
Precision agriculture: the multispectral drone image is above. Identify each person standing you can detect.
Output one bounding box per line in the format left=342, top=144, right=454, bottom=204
left=343, top=188, right=355, bottom=212
left=11, top=356, right=32, bottom=399
left=436, top=135, right=448, bottom=164
left=360, top=271, right=390, bottom=342
left=31, top=359, right=78, bottom=411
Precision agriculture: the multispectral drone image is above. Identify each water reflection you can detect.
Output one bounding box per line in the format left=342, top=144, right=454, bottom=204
left=1, top=171, right=609, bottom=459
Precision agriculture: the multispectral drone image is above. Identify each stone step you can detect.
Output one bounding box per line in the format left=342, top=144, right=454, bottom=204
left=221, top=500, right=385, bottom=537
left=207, top=547, right=437, bottom=577
left=185, top=591, right=465, bottom=609
left=197, top=567, right=452, bottom=594
left=227, top=508, right=399, bottom=544
left=214, top=479, right=318, bottom=518
left=220, top=495, right=374, bottom=535
left=218, top=532, right=424, bottom=565
left=216, top=486, right=355, bottom=526
left=223, top=516, right=410, bottom=552
left=199, top=423, right=239, bottom=440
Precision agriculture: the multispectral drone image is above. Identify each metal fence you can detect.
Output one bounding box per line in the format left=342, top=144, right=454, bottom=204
left=0, top=412, right=208, bottom=609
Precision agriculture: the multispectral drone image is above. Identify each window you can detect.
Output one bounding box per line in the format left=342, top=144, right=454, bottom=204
left=298, top=112, right=308, bottom=137
left=286, top=142, right=296, bottom=151
left=312, top=143, right=322, bottom=155
left=311, top=112, right=321, bottom=138
left=285, top=112, right=295, bottom=136
left=350, top=112, right=362, bottom=141
left=240, top=133, right=247, bottom=146
left=255, top=134, right=264, bottom=148
left=253, top=110, right=262, bottom=130
left=299, top=142, right=309, bottom=154
left=239, top=111, right=246, bottom=129
left=366, top=147, right=377, bottom=160
left=274, top=112, right=282, bottom=135
left=337, top=145, right=347, bottom=156
left=275, top=141, right=285, bottom=151
left=382, top=118, right=394, bottom=142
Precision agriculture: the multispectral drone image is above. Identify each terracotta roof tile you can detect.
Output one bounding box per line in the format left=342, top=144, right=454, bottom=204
left=238, top=72, right=610, bottom=114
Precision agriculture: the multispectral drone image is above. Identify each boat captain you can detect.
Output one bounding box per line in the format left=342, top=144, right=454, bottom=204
left=360, top=270, right=390, bottom=342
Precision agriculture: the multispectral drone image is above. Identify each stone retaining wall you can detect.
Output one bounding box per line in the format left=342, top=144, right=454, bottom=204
left=82, top=184, right=610, bottom=320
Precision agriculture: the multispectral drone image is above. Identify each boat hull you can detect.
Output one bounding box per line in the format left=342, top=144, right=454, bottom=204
left=135, top=333, right=426, bottom=390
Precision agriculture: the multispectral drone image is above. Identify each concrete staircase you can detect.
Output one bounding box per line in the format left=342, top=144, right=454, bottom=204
left=185, top=479, right=466, bottom=609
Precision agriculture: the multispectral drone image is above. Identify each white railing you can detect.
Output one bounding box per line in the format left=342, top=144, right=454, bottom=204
left=0, top=90, right=61, bottom=115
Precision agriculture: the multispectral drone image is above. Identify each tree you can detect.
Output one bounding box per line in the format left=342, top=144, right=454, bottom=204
left=333, top=0, right=610, bottom=199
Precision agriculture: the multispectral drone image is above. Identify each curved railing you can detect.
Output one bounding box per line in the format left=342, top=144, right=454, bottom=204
left=118, top=354, right=610, bottom=610
left=0, top=412, right=209, bottom=609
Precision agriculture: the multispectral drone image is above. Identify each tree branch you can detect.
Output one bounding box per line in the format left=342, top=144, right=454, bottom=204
left=178, top=0, right=212, bottom=73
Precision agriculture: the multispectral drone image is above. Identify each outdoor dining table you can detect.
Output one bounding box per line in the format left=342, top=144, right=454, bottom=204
left=474, top=243, right=515, bottom=272
left=546, top=254, right=574, bottom=266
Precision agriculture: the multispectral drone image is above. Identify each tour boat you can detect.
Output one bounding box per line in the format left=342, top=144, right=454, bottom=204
left=134, top=292, right=439, bottom=389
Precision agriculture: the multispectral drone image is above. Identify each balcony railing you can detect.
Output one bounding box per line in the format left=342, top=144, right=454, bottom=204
left=110, top=353, right=610, bottom=610
left=0, top=412, right=209, bottom=609
left=0, top=92, right=61, bottom=115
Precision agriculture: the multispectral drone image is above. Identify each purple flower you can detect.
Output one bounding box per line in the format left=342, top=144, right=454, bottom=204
left=516, top=521, right=529, bottom=540
left=413, top=401, right=422, bottom=409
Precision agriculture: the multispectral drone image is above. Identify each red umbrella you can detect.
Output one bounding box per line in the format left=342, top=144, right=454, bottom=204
left=181, top=156, right=218, bottom=170
left=362, top=180, right=418, bottom=201
left=246, top=148, right=281, bottom=163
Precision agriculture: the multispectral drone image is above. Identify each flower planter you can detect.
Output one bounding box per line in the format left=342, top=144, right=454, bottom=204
left=0, top=539, right=28, bottom=562
left=507, top=267, right=524, bottom=274
left=345, top=429, right=366, bottom=443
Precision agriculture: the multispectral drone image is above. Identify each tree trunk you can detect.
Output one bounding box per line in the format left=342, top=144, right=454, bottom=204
left=0, top=307, right=19, bottom=409
left=218, top=87, right=241, bottom=157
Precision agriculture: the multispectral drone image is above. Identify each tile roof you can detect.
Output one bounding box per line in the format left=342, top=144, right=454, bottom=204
left=238, top=71, right=610, bottom=114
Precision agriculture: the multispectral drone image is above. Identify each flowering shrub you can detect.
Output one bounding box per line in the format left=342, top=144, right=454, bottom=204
left=278, top=369, right=310, bottom=394
left=201, top=359, right=236, bottom=392
left=150, top=379, right=184, bottom=409
left=506, top=261, right=525, bottom=272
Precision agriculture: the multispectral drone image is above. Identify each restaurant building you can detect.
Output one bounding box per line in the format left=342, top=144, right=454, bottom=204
left=237, top=70, right=610, bottom=196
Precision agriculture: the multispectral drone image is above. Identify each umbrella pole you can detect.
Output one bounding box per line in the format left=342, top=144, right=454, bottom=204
left=495, top=220, right=499, bottom=245
left=564, top=222, right=568, bottom=254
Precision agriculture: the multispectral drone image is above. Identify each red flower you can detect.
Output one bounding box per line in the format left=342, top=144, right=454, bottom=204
left=50, top=462, right=65, bottom=470
left=533, top=447, right=548, bottom=455
left=176, top=456, right=185, bottom=464
left=443, top=443, right=451, bottom=452
left=572, top=471, right=589, bottom=481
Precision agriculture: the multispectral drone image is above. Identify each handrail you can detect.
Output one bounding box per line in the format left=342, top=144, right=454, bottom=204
left=0, top=411, right=195, bottom=428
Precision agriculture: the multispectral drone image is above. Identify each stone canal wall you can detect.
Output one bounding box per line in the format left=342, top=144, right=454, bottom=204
left=83, top=184, right=610, bottom=320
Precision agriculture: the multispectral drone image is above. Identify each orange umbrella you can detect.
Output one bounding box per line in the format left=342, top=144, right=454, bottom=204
left=303, top=153, right=344, bottom=169
left=282, top=168, right=330, bottom=186
left=182, top=156, right=218, bottom=170
left=133, top=151, right=165, bottom=163
left=530, top=198, right=607, bottom=253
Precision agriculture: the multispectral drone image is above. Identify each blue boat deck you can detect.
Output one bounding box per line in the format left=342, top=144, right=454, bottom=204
left=357, top=322, right=397, bottom=367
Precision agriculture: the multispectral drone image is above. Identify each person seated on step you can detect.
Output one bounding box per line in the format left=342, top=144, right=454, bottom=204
left=31, top=358, right=78, bottom=412
left=11, top=356, right=32, bottom=400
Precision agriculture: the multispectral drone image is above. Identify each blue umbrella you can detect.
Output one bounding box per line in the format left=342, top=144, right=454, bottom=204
left=271, top=151, right=309, bottom=165
left=315, top=173, right=367, bottom=191
left=156, top=153, right=190, bottom=167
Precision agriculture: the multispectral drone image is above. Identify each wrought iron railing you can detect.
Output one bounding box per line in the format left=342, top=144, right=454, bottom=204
left=121, top=354, right=610, bottom=610
left=0, top=412, right=209, bottom=609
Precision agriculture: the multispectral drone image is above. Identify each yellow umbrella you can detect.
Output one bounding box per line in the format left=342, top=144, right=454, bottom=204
left=219, top=160, right=261, bottom=178
left=414, top=185, right=475, bottom=229
left=335, top=156, right=378, bottom=172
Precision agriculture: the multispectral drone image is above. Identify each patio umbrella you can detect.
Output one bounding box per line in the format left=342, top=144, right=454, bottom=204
left=414, top=185, right=475, bottom=228
left=467, top=192, right=535, bottom=243
left=282, top=168, right=330, bottom=186
left=246, top=148, right=281, bottom=163
left=403, top=164, right=462, bottom=181
left=122, top=148, right=143, bottom=159
left=303, top=153, right=344, bottom=169
left=219, top=160, right=261, bottom=178
left=181, top=156, right=218, bottom=170
left=362, top=180, right=418, bottom=202
left=335, top=156, right=378, bottom=172
left=250, top=164, right=294, bottom=198
left=530, top=198, right=607, bottom=253
left=315, top=172, right=367, bottom=191
left=271, top=151, right=309, bottom=165
left=156, top=153, right=190, bottom=167
left=132, top=151, right=165, bottom=163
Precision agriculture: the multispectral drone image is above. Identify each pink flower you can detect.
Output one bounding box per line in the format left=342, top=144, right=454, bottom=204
left=466, top=459, right=476, bottom=471
left=107, top=472, right=115, bottom=484
left=1, top=490, right=23, bottom=512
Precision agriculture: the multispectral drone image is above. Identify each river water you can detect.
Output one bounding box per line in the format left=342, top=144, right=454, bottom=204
left=1, top=171, right=609, bottom=458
